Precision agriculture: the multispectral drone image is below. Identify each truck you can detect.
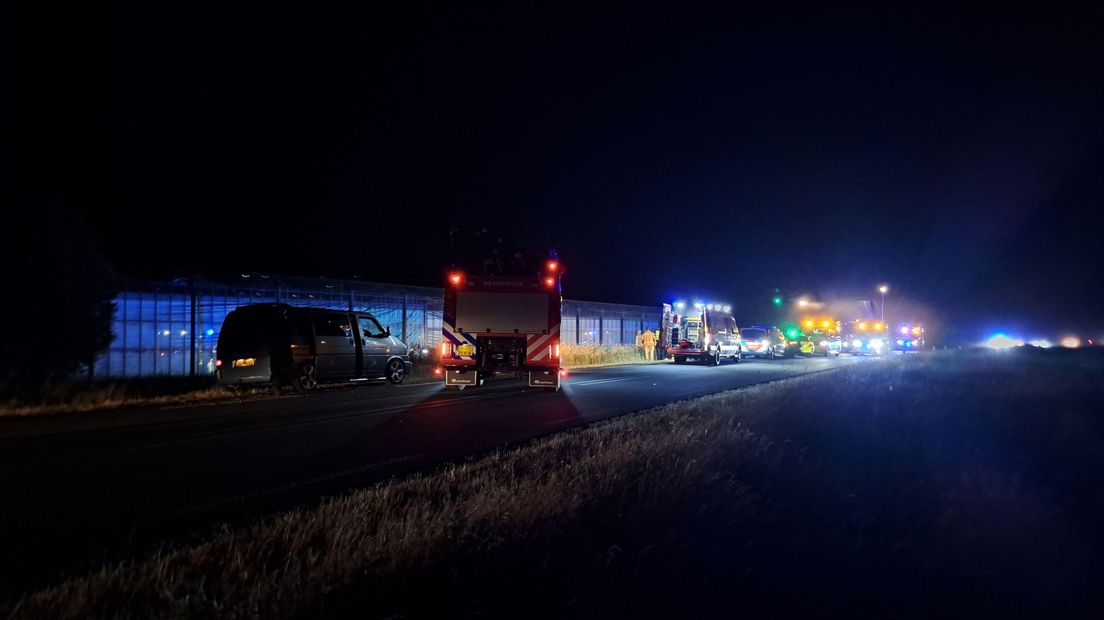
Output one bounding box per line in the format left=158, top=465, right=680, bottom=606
left=438, top=259, right=563, bottom=390
left=895, top=323, right=926, bottom=351
left=798, top=317, right=842, bottom=356
left=840, top=320, right=888, bottom=356
left=665, top=302, right=742, bottom=365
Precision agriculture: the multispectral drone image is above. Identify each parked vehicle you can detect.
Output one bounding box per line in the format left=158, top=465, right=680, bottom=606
left=439, top=259, right=563, bottom=390
left=841, top=320, right=888, bottom=356
left=739, top=325, right=786, bottom=359
left=666, top=302, right=742, bottom=365
left=895, top=324, right=926, bottom=351
left=799, top=317, right=842, bottom=356
left=216, top=304, right=412, bottom=391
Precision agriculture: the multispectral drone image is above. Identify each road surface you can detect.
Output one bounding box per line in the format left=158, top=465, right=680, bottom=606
left=0, top=355, right=870, bottom=596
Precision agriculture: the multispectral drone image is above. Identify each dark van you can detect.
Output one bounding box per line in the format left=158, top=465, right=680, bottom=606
left=216, top=304, right=412, bottom=391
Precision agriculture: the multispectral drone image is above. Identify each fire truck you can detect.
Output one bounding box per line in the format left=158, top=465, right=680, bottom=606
left=895, top=324, right=926, bottom=351
left=799, top=317, right=842, bottom=356
left=840, top=320, right=888, bottom=356
left=438, top=259, right=563, bottom=389
left=665, top=302, right=742, bottom=365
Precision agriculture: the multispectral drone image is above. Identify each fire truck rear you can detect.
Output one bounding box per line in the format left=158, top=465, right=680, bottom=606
left=438, top=260, right=563, bottom=389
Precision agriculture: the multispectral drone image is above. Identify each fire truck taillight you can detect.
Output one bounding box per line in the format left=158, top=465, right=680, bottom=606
left=434, top=367, right=442, bottom=375
left=544, top=277, right=555, bottom=288
left=449, top=272, right=463, bottom=287
left=546, top=260, right=558, bottom=272
left=440, top=342, right=451, bottom=358
left=559, top=369, right=568, bottom=378
left=553, top=344, right=560, bottom=359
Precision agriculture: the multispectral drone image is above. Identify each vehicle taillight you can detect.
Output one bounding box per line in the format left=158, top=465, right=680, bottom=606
left=434, top=367, right=442, bottom=375
left=449, top=272, right=463, bottom=287
left=546, top=260, right=558, bottom=272
left=544, top=277, right=555, bottom=288
left=215, top=359, right=222, bottom=368
left=553, top=343, right=559, bottom=359
left=559, top=369, right=568, bottom=378
left=440, top=341, right=451, bottom=358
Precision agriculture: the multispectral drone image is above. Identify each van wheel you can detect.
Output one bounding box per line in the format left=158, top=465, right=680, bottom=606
left=294, top=362, right=318, bottom=393
left=386, top=359, right=406, bottom=384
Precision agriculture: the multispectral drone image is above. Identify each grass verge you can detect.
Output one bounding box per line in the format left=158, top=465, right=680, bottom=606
left=6, top=349, right=1104, bottom=618
left=0, top=363, right=440, bottom=419
left=560, top=343, right=652, bottom=368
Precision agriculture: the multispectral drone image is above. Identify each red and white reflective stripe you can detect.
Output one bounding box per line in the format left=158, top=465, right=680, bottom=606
left=526, top=325, right=560, bottom=361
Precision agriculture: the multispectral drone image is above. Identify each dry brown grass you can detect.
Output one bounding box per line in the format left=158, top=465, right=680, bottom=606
left=560, top=343, right=651, bottom=368
left=1, top=364, right=441, bottom=419
left=7, top=349, right=1104, bottom=618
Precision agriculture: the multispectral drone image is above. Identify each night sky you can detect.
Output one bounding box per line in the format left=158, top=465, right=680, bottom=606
left=11, top=6, right=1104, bottom=341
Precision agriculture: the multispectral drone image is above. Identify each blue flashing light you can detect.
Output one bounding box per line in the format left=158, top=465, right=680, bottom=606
left=205, top=328, right=215, bottom=337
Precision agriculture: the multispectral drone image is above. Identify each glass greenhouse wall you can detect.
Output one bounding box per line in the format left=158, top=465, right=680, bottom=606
left=92, top=274, right=661, bottom=378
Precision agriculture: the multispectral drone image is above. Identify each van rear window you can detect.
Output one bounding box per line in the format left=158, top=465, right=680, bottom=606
left=219, top=309, right=284, bottom=355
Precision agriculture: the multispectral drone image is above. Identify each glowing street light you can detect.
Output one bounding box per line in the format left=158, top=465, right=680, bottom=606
left=878, top=285, right=889, bottom=323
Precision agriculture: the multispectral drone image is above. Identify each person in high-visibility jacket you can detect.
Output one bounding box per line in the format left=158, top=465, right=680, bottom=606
left=635, top=330, right=645, bottom=359
left=642, top=329, right=657, bottom=361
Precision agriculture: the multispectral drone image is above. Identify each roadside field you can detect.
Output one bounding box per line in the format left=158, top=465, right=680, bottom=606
left=7, top=349, right=1103, bottom=618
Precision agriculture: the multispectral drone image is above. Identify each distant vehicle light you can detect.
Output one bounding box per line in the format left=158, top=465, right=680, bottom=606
left=723, top=305, right=731, bottom=312
left=900, top=326, right=910, bottom=335
left=707, top=304, right=714, bottom=310
left=805, top=320, right=814, bottom=328
left=434, top=367, right=442, bottom=375
left=546, top=261, right=558, bottom=272
left=985, top=334, right=1023, bottom=349
left=912, top=327, right=922, bottom=336
left=544, top=277, right=556, bottom=287
left=822, top=321, right=830, bottom=328
left=215, top=359, right=222, bottom=368
left=875, top=323, right=883, bottom=331
left=1061, top=336, right=1081, bottom=348
left=897, top=339, right=905, bottom=346
left=449, top=272, right=463, bottom=286
left=675, top=301, right=685, bottom=309
left=870, top=338, right=884, bottom=349
left=859, top=323, right=867, bottom=330
left=852, top=339, right=863, bottom=348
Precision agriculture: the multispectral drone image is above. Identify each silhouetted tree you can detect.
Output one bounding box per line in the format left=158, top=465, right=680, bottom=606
left=0, top=207, right=117, bottom=393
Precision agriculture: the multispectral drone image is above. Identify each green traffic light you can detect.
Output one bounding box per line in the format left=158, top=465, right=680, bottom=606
left=772, top=296, right=783, bottom=306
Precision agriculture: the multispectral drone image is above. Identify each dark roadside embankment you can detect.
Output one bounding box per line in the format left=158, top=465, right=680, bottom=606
left=6, top=348, right=1104, bottom=618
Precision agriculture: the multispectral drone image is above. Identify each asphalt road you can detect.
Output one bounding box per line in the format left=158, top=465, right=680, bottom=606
left=0, top=355, right=870, bottom=596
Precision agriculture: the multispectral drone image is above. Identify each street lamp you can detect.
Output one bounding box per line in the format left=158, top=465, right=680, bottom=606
left=878, top=285, right=888, bottom=323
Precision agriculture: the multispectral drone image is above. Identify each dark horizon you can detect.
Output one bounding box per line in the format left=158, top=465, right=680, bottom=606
left=10, top=6, right=1103, bottom=341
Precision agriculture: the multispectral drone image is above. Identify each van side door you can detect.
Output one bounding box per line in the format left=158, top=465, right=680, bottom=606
left=311, top=311, right=357, bottom=379
left=357, top=315, right=390, bottom=377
